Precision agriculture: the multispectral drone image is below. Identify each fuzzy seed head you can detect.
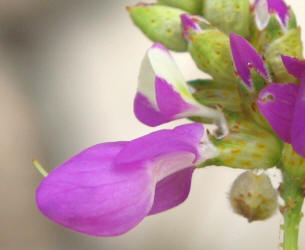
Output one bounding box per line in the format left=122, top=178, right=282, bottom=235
left=230, top=171, right=278, bottom=222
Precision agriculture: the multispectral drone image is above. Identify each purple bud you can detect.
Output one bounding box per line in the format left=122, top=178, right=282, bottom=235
left=230, top=33, right=269, bottom=90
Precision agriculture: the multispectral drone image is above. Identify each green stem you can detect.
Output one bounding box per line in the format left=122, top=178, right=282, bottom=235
left=280, top=171, right=304, bottom=250
left=32, top=159, right=48, bottom=177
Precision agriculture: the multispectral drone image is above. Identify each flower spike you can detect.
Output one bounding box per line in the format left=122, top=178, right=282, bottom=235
left=134, top=43, right=228, bottom=136
left=230, top=33, right=269, bottom=90
left=36, top=124, right=219, bottom=236
left=255, top=0, right=290, bottom=30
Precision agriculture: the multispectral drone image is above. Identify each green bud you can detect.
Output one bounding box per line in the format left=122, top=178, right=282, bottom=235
left=230, top=171, right=278, bottom=222
left=188, top=79, right=241, bottom=112
left=202, top=0, right=250, bottom=37
left=251, top=9, right=298, bottom=53
left=158, top=0, right=202, bottom=14
left=203, top=112, right=282, bottom=170
left=282, top=144, right=305, bottom=178
left=252, top=15, right=284, bottom=53
left=128, top=4, right=187, bottom=52
left=265, top=28, right=303, bottom=82
left=188, top=29, right=237, bottom=83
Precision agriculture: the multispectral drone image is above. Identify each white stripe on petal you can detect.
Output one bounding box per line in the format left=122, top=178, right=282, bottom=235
left=138, top=53, right=158, bottom=107
left=137, top=43, right=228, bottom=136
left=148, top=44, right=195, bottom=102
left=255, top=0, right=270, bottom=30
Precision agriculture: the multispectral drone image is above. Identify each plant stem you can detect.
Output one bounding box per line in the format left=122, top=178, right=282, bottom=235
left=280, top=171, right=304, bottom=250
left=32, top=159, right=48, bottom=177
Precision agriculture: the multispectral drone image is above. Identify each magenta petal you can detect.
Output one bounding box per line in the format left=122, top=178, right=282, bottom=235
left=148, top=167, right=194, bottom=215
left=151, top=42, right=171, bottom=55
left=136, top=43, right=227, bottom=129
left=257, top=83, right=299, bottom=142
left=115, top=123, right=204, bottom=167
left=230, top=33, right=269, bottom=89
left=36, top=142, right=155, bottom=236
left=173, top=121, right=205, bottom=141
left=281, top=55, right=305, bottom=80
left=155, top=76, right=195, bottom=116
left=134, top=92, right=172, bottom=126
left=267, top=0, right=289, bottom=26
left=180, top=14, right=202, bottom=39
left=291, top=82, right=305, bottom=157
left=134, top=76, right=196, bottom=127
left=135, top=43, right=199, bottom=127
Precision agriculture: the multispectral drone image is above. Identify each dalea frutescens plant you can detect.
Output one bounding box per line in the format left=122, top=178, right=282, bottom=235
left=34, top=0, right=305, bottom=249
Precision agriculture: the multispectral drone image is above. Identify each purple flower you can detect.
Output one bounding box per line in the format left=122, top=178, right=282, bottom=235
left=254, top=0, right=290, bottom=30
left=134, top=42, right=228, bottom=135
left=230, top=33, right=270, bottom=90
left=257, top=55, right=305, bottom=158
left=36, top=123, right=218, bottom=236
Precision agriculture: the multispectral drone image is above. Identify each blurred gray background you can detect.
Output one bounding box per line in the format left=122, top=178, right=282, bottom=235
left=1, top=0, right=305, bottom=249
